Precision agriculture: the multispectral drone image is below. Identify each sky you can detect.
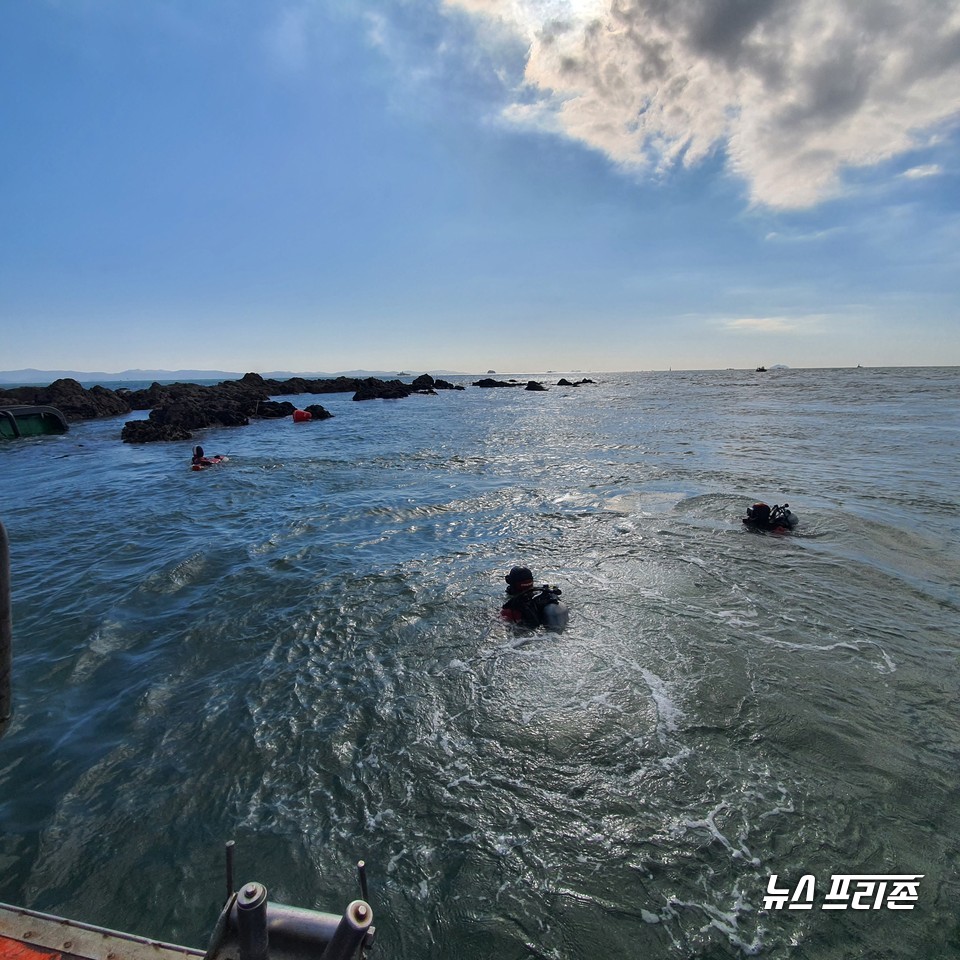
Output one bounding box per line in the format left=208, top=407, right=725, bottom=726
left=1, top=0, right=958, bottom=374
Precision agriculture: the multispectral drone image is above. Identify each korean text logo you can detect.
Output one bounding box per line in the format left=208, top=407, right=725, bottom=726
left=764, top=874, right=922, bottom=911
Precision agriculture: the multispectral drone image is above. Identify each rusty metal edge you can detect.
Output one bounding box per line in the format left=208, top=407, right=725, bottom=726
left=0, top=902, right=205, bottom=960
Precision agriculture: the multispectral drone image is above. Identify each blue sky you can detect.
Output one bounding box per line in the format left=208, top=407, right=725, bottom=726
left=2, top=0, right=958, bottom=374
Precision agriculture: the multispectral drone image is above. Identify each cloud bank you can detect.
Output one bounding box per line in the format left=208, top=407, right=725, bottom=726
left=442, top=0, right=960, bottom=209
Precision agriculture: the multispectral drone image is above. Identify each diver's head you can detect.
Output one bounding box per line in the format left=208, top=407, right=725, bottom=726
left=505, top=566, right=534, bottom=590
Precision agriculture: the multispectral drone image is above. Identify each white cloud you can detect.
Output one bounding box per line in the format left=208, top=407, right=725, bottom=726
left=442, top=0, right=960, bottom=209
left=901, top=164, right=943, bottom=179
left=724, top=316, right=803, bottom=333
left=765, top=225, right=846, bottom=243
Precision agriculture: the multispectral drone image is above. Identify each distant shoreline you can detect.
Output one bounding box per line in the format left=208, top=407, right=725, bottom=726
left=1, top=364, right=957, bottom=389
left=0, top=367, right=472, bottom=385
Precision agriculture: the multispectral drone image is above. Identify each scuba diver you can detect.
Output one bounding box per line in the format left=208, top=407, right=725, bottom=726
left=191, top=445, right=227, bottom=470
left=500, top=566, right=569, bottom=631
left=742, top=502, right=798, bottom=532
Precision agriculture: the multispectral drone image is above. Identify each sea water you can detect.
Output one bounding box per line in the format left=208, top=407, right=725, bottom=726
left=1, top=367, right=958, bottom=959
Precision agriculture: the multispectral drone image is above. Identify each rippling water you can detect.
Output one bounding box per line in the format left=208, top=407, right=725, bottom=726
left=1, top=368, right=959, bottom=959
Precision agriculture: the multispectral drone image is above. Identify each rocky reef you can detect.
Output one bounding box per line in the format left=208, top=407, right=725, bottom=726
left=120, top=372, right=471, bottom=439
left=0, top=371, right=578, bottom=443
left=0, top=378, right=131, bottom=421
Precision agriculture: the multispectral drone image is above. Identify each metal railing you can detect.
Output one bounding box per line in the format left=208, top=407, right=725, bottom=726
left=205, top=843, right=375, bottom=960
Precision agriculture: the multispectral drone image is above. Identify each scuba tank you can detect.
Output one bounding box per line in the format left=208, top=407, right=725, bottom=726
left=768, top=503, right=799, bottom=530
left=744, top=502, right=798, bottom=531
left=538, top=585, right=569, bottom=631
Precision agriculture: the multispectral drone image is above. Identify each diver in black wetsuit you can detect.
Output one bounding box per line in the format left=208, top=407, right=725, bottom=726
left=500, top=566, right=568, bottom=630
left=742, top=502, right=798, bottom=532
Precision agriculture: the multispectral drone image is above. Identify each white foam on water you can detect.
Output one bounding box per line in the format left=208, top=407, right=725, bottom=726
left=671, top=801, right=762, bottom=867
left=756, top=635, right=897, bottom=673
left=641, top=668, right=684, bottom=741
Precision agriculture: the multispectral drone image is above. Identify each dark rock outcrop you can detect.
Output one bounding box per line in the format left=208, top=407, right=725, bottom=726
left=6, top=368, right=556, bottom=442
left=119, top=373, right=363, bottom=412
left=0, top=378, right=131, bottom=421
left=120, top=420, right=194, bottom=443
left=261, top=375, right=361, bottom=397
left=256, top=400, right=297, bottom=419
left=409, top=374, right=463, bottom=392
left=472, top=378, right=523, bottom=388
left=411, top=374, right=435, bottom=391
left=304, top=404, right=333, bottom=420
left=120, top=372, right=343, bottom=441
left=121, top=371, right=412, bottom=439
left=121, top=378, right=263, bottom=443
left=352, top=378, right=414, bottom=401
left=121, top=397, right=254, bottom=442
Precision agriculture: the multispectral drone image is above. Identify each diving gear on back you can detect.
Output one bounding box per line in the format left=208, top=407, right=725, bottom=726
left=743, top=502, right=798, bottom=532
left=501, top=569, right=569, bottom=631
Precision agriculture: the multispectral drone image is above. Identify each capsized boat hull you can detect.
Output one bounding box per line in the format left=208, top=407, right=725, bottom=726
left=0, top=405, right=69, bottom=439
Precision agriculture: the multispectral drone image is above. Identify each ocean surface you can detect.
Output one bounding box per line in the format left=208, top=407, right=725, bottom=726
left=1, top=367, right=958, bottom=959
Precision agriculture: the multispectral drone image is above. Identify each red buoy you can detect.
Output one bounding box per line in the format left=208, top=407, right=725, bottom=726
left=292, top=409, right=312, bottom=423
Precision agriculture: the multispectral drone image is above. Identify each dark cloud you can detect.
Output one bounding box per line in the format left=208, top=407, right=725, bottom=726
left=443, top=0, right=960, bottom=208
left=685, top=0, right=786, bottom=61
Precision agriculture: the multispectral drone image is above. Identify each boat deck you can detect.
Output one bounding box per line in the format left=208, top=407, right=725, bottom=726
left=0, top=903, right=203, bottom=960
